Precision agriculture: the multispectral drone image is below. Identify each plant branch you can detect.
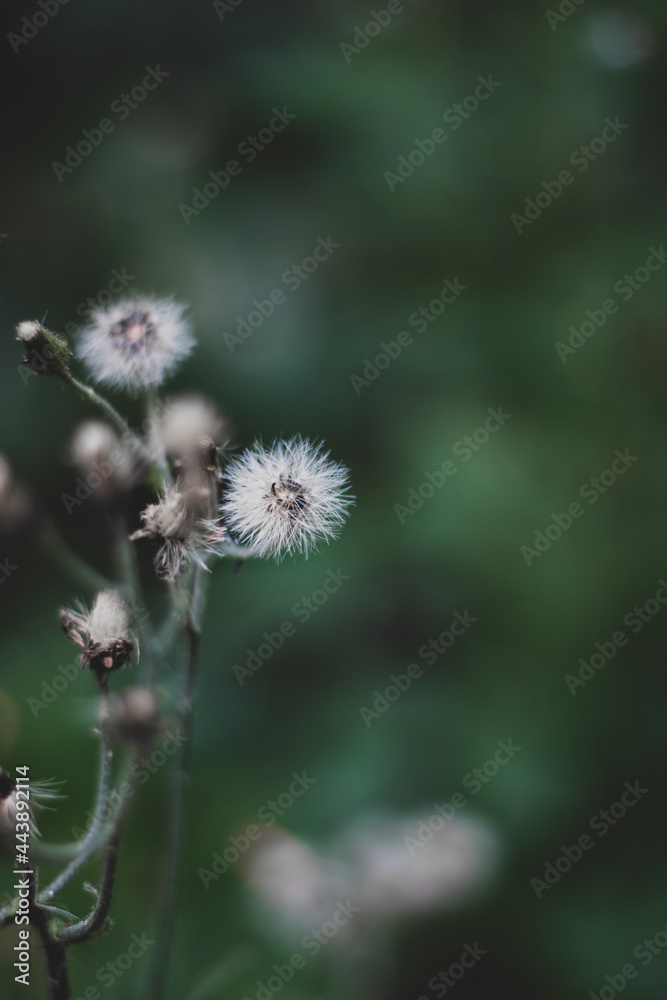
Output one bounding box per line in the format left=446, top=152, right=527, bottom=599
left=56, top=825, right=121, bottom=945
left=147, top=566, right=207, bottom=1000
left=40, top=690, right=113, bottom=903
left=29, top=871, right=71, bottom=1000
left=60, top=371, right=142, bottom=447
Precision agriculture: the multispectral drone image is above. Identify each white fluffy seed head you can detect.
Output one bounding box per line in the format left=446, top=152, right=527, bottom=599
left=221, top=437, right=353, bottom=559
left=149, top=396, right=228, bottom=463
left=87, top=590, right=132, bottom=645
left=75, top=295, right=195, bottom=394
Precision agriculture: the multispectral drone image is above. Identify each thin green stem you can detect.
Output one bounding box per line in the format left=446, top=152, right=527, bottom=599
left=147, top=566, right=208, bottom=1000
left=29, top=871, right=71, bottom=1000
left=56, top=825, right=121, bottom=945
left=40, top=691, right=113, bottom=902
left=61, top=371, right=141, bottom=447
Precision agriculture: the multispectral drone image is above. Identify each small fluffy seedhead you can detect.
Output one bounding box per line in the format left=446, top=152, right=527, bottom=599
left=75, top=296, right=195, bottom=394
left=59, top=590, right=136, bottom=686
left=130, top=483, right=227, bottom=581
left=222, top=437, right=353, bottom=559
left=69, top=421, right=138, bottom=495
left=16, top=320, right=71, bottom=378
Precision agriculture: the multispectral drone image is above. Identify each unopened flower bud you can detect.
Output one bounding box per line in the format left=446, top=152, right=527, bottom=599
left=107, top=686, right=161, bottom=748
left=16, top=320, right=71, bottom=378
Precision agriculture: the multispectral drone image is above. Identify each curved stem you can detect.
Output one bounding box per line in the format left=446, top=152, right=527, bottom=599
left=61, top=371, right=141, bottom=447
left=56, top=825, right=121, bottom=945
left=29, top=872, right=71, bottom=1000
left=40, top=691, right=113, bottom=902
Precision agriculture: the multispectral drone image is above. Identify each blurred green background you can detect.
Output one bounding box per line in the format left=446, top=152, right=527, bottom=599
left=2, top=0, right=667, bottom=997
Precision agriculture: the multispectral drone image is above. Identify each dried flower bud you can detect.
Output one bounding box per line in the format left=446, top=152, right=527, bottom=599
left=59, top=590, right=136, bottom=688
left=107, top=686, right=161, bottom=748
left=75, top=296, right=195, bottom=394
left=69, top=421, right=138, bottom=498
left=16, top=320, right=71, bottom=378
left=130, top=483, right=226, bottom=581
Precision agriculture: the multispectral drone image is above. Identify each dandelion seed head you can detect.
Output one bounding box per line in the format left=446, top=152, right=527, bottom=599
left=75, top=296, right=195, bottom=394
left=222, top=437, right=353, bottom=559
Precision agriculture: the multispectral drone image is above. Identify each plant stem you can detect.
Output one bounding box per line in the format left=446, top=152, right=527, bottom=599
left=29, top=872, right=71, bottom=1000
left=40, top=691, right=113, bottom=902
left=61, top=371, right=142, bottom=448
left=147, top=567, right=207, bottom=1000
left=56, top=825, right=121, bottom=945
